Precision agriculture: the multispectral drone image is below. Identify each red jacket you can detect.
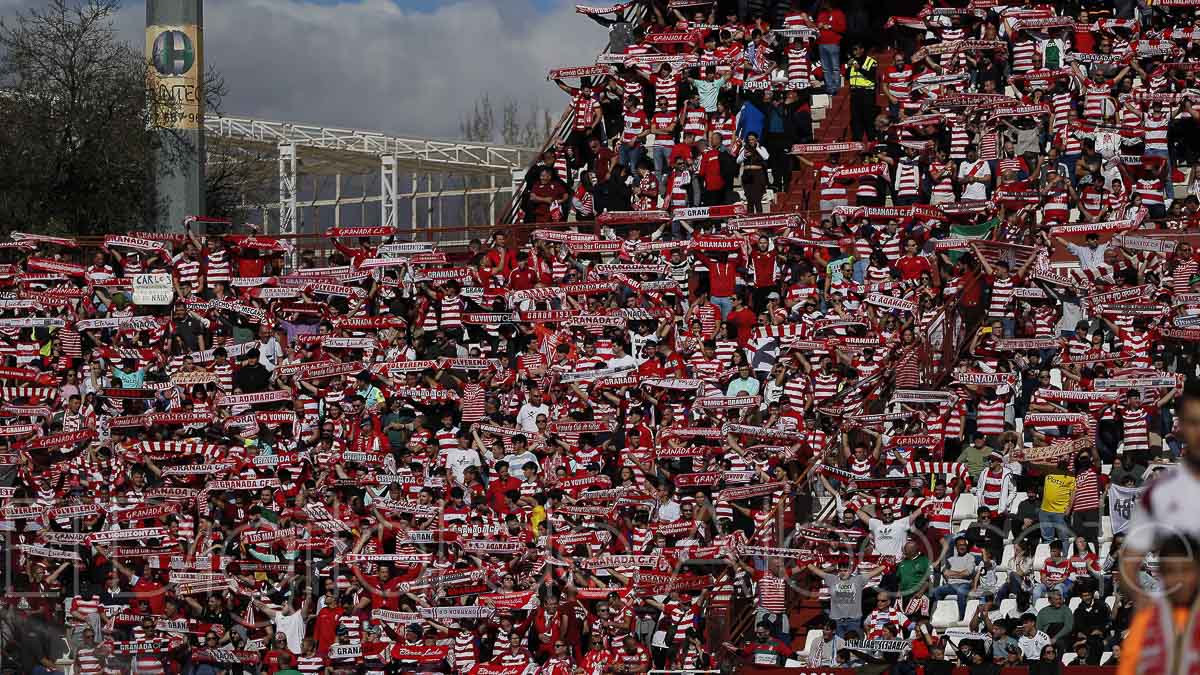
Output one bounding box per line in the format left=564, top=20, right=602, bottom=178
left=817, top=9, right=846, bottom=45
left=314, top=606, right=344, bottom=653
left=698, top=252, right=742, bottom=297
left=698, top=149, right=724, bottom=191
left=487, top=475, right=523, bottom=513
left=509, top=266, right=538, bottom=291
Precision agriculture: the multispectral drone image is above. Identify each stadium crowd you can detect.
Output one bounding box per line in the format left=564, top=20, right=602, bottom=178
left=6, top=0, right=1200, bottom=674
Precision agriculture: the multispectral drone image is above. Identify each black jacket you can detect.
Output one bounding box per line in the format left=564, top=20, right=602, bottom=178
left=1073, top=600, right=1110, bottom=636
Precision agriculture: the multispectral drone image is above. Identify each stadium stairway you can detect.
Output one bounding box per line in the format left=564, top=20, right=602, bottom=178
left=771, top=50, right=894, bottom=217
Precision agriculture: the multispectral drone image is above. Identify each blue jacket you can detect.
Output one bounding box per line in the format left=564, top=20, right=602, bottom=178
left=737, top=100, right=765, bottom=140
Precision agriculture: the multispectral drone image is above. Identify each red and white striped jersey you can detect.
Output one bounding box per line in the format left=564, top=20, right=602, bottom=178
left=1043, top=189, right=1070, bottom=224
left=210, top=361, right=233, bottom=392
left=715, top=43, right=744, bottom=82
left=337, top=612, right=363, bottom=643
left=452, top=631, right=478, bottom=671
left=885, top=66, right=914, bottom=103
left=175, top=257, right=201, bottom=287
left=1119, top=404, right=1151, bottom=451
left=782, top=374, right=810, bottom=406
left=460, top=382, right=486, bottom=423
left=786, top=44, right=812, bottom=84
left=572, top=89, right=601, bottom=132
left=977, top=466, right=1010, bottom=511
left=756, top=573, right=787, bottom=613
left=1050, top=92, right=1073, bottom=131
left=812, top=371, right=840, bottom=400
left=1033, top=306, right=1058, bottom=337
left=1073, top=468, right=1101, bottom=511
left=712, top=114, right=737, bottom=148
left=878, top=232, right=903, bottom=263
left=929, top=162, right=956, bottom=203
left=76, top=647, right=104, bottom=674
left=435, top=426, right=458, bottom=454
left=1119, top=106, right=1142, bottom=134
left=1119, top=329, right=1153, bottom=367
left=925, top=495, right=954, bottom=536
left=1134, top=177, right=1165, bottom=207
left=1082, top=80, right=1113, bottom=120
left=651, top=72, right=684, bottom=113
left=975, top=397, right=1007, bottom=435
left=1078, top=183, right=1107, bottom=219
left=667, top=170, right=692, bottom=210
left=986, top=275, right=1017, bottom=319
left=440, top=295, right=464, bottom=330
left=1041, top=557, right=1070, bottom=585
left=1170, top=259, right=1199, bottom=297
left=894, top=160, right=921, bottom=197
left=621, top=109, right=647, bottom=145
left=651, top=111, right=677, bottom=147
left=819, top=164, right=847, bottom=200
left=682, top=107, right=708, bottom=138
left=1055, top=126, right=1082, bottom=155
left=206, top=247, right=231, bottom=284
left=949, top=120, right=970, bottom=160
left=1144, top=111, right=1170, bottom=154
left=615, top=73, right=643, bottom=103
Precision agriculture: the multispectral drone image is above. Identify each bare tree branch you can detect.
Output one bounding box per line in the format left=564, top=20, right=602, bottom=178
left=0, top=0, right=192, bottom=233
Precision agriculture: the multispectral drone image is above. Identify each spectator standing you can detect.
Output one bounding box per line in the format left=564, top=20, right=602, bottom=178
left=816, top=0, right=846, bottom=94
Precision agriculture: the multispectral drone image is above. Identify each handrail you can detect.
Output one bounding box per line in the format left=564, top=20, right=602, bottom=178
left=499, top=4, right=650, bottom=225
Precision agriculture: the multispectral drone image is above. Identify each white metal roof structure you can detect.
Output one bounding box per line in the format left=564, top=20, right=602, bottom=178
left=204, top=115, right=537, bottom=244
left=206, top=116, right=534, bottom=176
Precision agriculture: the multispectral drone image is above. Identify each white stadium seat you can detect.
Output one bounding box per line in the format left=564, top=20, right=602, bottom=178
left=931, top=599, right=961, bottom=629
left=997, top=598, right=1019, bottom=618
left=953, top=493, right=978, bottom=521
left=1033, top=543, right=1051, bottom=569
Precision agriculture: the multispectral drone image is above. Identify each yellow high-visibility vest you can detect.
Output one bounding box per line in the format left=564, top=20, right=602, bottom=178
left=848, top=56, right=877, bottom=89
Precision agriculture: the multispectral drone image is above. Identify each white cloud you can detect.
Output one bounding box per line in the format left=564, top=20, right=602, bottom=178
left=107, top=0, right=605, bottom=141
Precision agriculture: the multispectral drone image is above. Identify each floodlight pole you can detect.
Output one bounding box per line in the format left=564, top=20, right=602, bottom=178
left=147, top=0, right=206, bottom=232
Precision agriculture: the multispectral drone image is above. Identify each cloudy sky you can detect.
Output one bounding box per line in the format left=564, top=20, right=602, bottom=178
left=4, top=0, right=607, bottom=142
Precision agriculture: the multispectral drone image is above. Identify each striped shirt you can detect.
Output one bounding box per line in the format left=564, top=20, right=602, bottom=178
left=651, top=73, right=683, bottom=113
left=787, top=44, right=812, bottom=84
left=651, top=112, right=677, bottom=147
left=1073, top=469, right=1101, bottom=511
left=622, top=109, right=647, bottom=145
left=1119, top=404, right=1151, bottom=452
left=206, top=248, right=231, bottom=284
left=976, top=398, right=1007, bottom=435
left=440, top=295, right=464, bottom=330
left=1145, top=111, right=1170, bottom=153
left=757, top=573, right=787, bottom=613
left=986, top=275, right=1017, bottom=319
left=175, top=257, right=201, bottom=288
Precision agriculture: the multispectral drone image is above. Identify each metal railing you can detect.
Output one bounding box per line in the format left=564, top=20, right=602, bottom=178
left=499, top=4, right=651, bottom=224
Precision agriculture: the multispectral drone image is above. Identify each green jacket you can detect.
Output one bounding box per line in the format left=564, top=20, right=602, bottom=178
left=1037, top=605, right=1074, bottom=643
left=898, top=555, right=931, bottom=596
